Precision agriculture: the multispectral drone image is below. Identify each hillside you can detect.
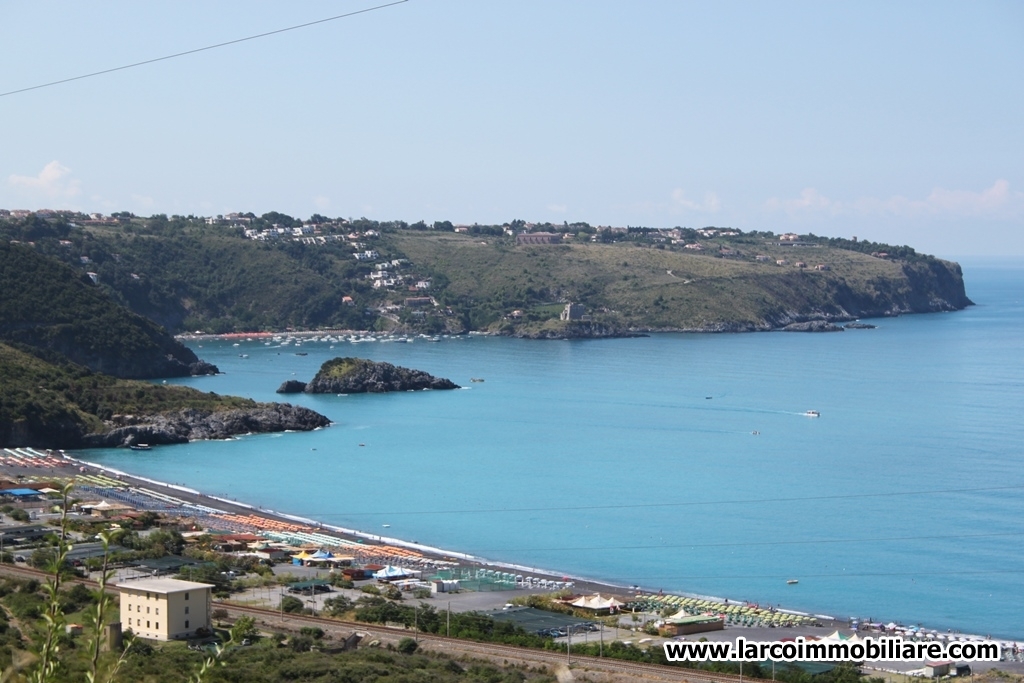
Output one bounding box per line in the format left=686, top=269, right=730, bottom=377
left=390, top=232, right=972, bottom=334
left=0, top=241, right=216, bottom=378
left=0, top=342, right=328, bottom=448
left=0, top=214, right=971, bottom=336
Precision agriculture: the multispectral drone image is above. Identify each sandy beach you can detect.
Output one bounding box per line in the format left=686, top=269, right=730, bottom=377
left=3, top=445, right=1022, bottom=674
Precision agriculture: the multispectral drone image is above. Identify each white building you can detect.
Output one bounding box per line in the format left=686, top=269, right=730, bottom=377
left=118, top=578, right=213, bottom=641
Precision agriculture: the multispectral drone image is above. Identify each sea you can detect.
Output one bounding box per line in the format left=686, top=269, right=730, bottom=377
left=80, top=258, right=1024, bottom=639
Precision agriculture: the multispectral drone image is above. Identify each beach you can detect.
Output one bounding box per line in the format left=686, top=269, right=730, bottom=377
left=3, top=444, right=1023, bottom=675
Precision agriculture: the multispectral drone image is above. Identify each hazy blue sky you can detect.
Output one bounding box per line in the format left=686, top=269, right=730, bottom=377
left=2, top=1, right=1021, bottom=257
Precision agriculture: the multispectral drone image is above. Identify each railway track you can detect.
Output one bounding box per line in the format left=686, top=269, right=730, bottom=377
left=0, top=564, right=760, bottom=682
left=221, top=601, right=755, bottom=683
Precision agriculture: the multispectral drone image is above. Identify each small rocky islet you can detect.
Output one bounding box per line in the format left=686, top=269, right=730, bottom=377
left=278, top=357, right=460, bottom=394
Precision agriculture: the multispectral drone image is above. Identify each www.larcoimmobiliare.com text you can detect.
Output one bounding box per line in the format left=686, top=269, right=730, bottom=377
left=664, top=636, right=1000, bottom=663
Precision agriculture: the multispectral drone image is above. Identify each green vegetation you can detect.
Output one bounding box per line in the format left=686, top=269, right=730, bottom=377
left=0, top=482, right=889, bottom=682
left=317, top=357, right=364, bottom=379
left=0, top=242, right=204, bottom=379
left=1, top=213, right=970, bottom=337
left=0, top=341, right=255, bottom=448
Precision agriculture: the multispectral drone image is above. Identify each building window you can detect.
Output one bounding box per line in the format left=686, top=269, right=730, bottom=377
left=128, top=618, right=132, bottom=626
left=185, top=592, right=189, bottom=600
left=128, top=604, right=132, bottom=612
left=146, top=606, right=150, bottom=614
left=185, top=620, right=189, bottom=629
left=155, top=622, right=159, bottom=630
left=146, top=621, right=150, bottom=628
left=185, top=606, right=189, bottom=614
left=155, top=608, right=159, bottom=615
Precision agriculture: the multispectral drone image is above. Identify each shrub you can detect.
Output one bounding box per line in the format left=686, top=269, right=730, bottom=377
left=396, top=637, right=418, bottom=655
left=280, top=595, right=305, bottom=614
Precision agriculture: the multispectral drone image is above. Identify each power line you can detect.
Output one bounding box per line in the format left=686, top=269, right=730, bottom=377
left=0, top=1, right=409, bottom=98
left=298, top=483, right=1024, bottom=517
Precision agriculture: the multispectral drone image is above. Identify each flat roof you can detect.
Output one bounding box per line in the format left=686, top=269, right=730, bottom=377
left=116, top=577, right=214, bottom=593
left=485, top=606, right=597, bottom=633
left=289, top=579, right=332, bottom=589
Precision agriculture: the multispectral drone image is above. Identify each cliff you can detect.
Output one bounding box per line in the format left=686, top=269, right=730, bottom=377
left=302, top=357, right=459, bottom=393
left=80, top=404, right=331, bottom=448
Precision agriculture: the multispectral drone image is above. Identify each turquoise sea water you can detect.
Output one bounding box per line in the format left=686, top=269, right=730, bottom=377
left=81, top=259, right=1024, bottom=638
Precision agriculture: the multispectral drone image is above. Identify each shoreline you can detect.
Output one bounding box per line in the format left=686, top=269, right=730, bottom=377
left=50, top=450, right=1021, bottom=645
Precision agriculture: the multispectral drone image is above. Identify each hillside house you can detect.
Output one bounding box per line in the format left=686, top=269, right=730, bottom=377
left=516, top=232, right=559, bottom=245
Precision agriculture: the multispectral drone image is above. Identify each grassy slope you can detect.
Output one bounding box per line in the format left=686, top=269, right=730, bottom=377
left=317, top=357, right=364, bottom=378
left=390, top=233, right=907, bottom=329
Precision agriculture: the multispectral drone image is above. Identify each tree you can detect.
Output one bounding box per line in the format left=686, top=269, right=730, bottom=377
left=231, top=615, right=259, bottom=642
left=323, top=595, right=353, bottom=617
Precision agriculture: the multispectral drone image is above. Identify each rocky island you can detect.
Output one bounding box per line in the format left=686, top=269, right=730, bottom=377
left=279, top=357, right=460, bottom=394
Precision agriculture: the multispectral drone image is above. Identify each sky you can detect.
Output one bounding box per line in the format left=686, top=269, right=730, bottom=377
left=1, top=1, right=1022, bottom=257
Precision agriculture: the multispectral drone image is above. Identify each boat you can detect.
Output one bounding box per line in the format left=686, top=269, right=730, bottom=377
left=787, top=579, right=799, bottom=585
left=129, top=444, right=152, bottom=451
left=471, top=378, right=485, bottom=383
left=803, top=410, right=820, bottom=417
left=295, top=352, right=307, bottom=356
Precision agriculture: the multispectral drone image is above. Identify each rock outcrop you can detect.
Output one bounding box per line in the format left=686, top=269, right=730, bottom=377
left=782, top=321, right=845, bottom=332
left=81, top=404, right=331, bottom=448
left=276, top=379, right=308, bottom=394
left=505, top=321, right=647, bottom=340
left=302, top=358, right=459, bottom=394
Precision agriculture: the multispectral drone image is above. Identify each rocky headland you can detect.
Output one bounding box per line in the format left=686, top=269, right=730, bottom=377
left=80, top=403, right=331, bottom=448
left=501, top=320, right=648, bottom=340
left=280, top=357, right=459, bottom=394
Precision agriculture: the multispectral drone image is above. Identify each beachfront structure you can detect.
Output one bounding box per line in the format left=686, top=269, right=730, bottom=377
left=658, top=613, right=725, bottom=637
left=118, top=578, right=213, bottom=641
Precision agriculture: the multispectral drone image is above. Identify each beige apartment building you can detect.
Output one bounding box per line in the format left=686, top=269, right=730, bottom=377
left=117, top=578, right=213, bottom=641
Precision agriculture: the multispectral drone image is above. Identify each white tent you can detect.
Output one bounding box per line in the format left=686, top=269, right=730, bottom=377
left=571, top=594, right=625, bottom=610
left=373, top=565, right=413, bottom=580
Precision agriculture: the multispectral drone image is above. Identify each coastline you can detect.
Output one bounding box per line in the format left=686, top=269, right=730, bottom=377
left=49, top=450, right=1021, bottom=646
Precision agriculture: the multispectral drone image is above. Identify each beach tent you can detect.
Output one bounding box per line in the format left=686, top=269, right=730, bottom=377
left=373, top=565, right=413, bottom=580
left=291, top=550, right=314, bottom=565
left=308, top=548, right=335, bottom=560
left=571, top=594, right=625, bottom=611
